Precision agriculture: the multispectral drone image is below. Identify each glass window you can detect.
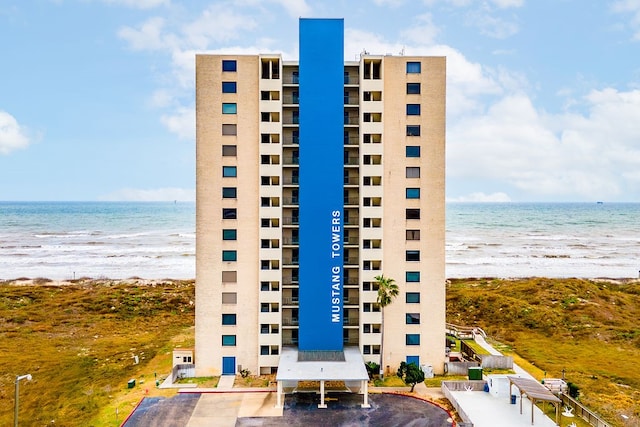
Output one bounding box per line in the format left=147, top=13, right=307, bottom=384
left=406, top=125, right=421, bottom=136
left=406, top=271, right=420, bottom=282
left=222, top=82, right=237, bottom=93
left=407, top=83, right=421, bottom=94
left=406, top=230, right=420, bottom=240
left=222, top=166, right=237, bottom=177
left=406, top=188, right=420, bottom=199
left=406, top=209, right=420, bottom=219
left=222, top=314, right=237, bottom=325
left=406, top=62, right=421, bottom=73
left=406, top=313, right=420, bottom=324
left=406, top=292, right=420, bottom=303
left=221, top=292, right=237, bottom=304
left=406, top=104, right=421, bottom=115
left=406, top=167, right=420, bottom=178
left=222, top=208, right=237, bottom=219
left=406, top=250, right=420, bottom=261
left=222, top=250, right=237, bottom=261
left=222, top=145, right=237, bottom=156
left=222, top=124, right=237, bottom=135
left=222, top=187, right=237, bottom=198
left=406, top=146, right=420, bottom=157
left=222, top=103, right=237, bottom=114
left=406, top=334, right=420, bottom=345
left=222, top=229, right=237, bottom=240
left=260, top=346, right=269, bottom=355
left=221, top=271, right=237, bottom=282
left=222, top=335, right=236, bottom=346
left=222, top=60, right=237, bottom=72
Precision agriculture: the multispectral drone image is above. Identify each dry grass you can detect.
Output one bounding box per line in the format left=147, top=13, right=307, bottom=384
left=447, top=278, right=640, bottom=427
left=0, top=279, right=195, bottom=427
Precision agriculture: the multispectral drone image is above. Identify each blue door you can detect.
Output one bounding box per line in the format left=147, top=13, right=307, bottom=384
left=222, top=357, right=235, bottom=375
left=406, top=355, right=420, bottom=366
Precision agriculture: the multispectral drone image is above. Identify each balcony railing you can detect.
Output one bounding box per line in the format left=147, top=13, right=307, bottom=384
left=282, top=297, right=299, bottom=305
left=282, top=216, right=299, bottom=225
left=283, top=95, right=299, bottom=104
left=344, top=116, right=359, bottom=125
left=344, top=157, right=359, bottom=166
left=283, top=136, right=299, bottom=146
left=282, top=318, right=299, bottom=326
left=344, top=136, right=359, bottom=145
left=283, top=75, right=299, bottom=85
left=283, top=117, right=300, bottom=125
left=282, top=237, right=299, bottom=245
left=282, top=257, right=299, bottom=265
left=283, top=156, right=299, bottom=165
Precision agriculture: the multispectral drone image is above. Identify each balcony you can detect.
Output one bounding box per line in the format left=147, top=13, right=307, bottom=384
left=283, top=74, right=299, bottom=85
left=283, top=95, right=299, bottom=105
left=282, top=257, right=299, bottom=266
left=282, top=318, right=299, bottom=326
left=282, top=236, right=299, bottom=246
left=282, top=216, right=299, bottom=226
left=283, top=136, right=299, bottom=146
left=344, top=116, right=359, bottom=126
left=283, top=156, right=299, bottom=166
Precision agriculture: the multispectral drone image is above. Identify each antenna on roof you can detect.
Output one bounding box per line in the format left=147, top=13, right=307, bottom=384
left=399, top=46, right=405, bottom=56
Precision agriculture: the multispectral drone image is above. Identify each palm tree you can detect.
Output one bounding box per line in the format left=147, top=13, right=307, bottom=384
left=374, top=274, right=399, bottom=379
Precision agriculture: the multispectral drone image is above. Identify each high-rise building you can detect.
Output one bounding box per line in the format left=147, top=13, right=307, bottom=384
left=195, top=18, right=446, bottom=382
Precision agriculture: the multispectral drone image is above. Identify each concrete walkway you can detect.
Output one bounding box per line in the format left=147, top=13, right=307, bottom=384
left=216, top=374, right=236, bottom=390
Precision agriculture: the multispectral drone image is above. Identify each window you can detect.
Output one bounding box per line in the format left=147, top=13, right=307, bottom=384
left=406, top=62, right=421, bottom=73
left=221, top=271, right=237, bottom=282
left=260, top=346, right=269, bottom=355
left=406, top=271, right=420, bottom=282
left=406, top=230, right=420, bottom=240
left=363, top=303, right=380, bottom=312
left=222, top=124, right=237, bottom=135
left=406, top=250, right=420, bottom=261
left=406, top=292, right=421, bottom=303
left=222, top=314, right=237, bottom=325
left=222, top=166, right=237, bottom=177
left=222, top=60, right=237, bottom=72
left=222, top=229, right=237, bottom=240
left=222, top=292, right=237, bottom=304
left=407, top=83, right=421, bottom=94
left=406, top=334, right=420, bottom=345
left=406, top=104, right=421, bottom=115
left=222, top=103, right=237, bottom=114
left=222, top=250, right=237, bottom=261
left=222, top=335, right=236, bottom=346
left=222, top=145, right=237, bottom=156
left=222, top=208, right=237, bottom=219
left=406, top=125, right=421, bottom=136
left=406, top=146, right=420, bottom=157
left=222, top=187, right=237, bottom=198
left=406, top=167, right=420, bottom=178
left=406, top=188, right=420, bottom=199
left=406, top=209, right=420, bottom=219
left=406, top=313, right=420, bottom=324
left=222, top=82, right=237, bottom=93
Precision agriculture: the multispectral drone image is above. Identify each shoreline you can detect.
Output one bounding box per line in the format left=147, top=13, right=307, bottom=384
left=2, top=276, right=640, bottom=286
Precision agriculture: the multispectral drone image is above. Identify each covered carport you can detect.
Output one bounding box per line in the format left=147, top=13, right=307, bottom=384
left=509, top=376, right=562, bottom=425
left=275, top=346, right=370, bottom=409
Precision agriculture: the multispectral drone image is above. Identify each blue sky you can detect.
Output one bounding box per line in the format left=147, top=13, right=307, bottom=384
left=1, top=0, right=640, bottom=202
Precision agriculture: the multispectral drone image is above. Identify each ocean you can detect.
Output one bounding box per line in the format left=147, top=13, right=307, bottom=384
left=0, top=201, right=638, bottom=280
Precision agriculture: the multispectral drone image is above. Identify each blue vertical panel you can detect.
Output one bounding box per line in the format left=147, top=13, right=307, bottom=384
left=222, top=357, right=236, bottom=375
left=298, top=18, right=344, bottom=351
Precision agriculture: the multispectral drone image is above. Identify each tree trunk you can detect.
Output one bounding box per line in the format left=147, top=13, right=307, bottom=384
left=379, top=307, right=385, bottom=379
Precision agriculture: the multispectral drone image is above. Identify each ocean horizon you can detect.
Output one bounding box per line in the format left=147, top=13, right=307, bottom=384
left=1, top=201, right=639, bottom=281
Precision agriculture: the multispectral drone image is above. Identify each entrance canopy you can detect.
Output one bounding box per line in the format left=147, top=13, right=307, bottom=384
left=275, top=346, right=370, bottom=409
left=277, top=346, right=368, bottom=382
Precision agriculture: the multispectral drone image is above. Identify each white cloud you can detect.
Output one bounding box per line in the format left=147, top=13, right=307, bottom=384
left=99, top=187, right=195, bottom=201
left=466, top=9, right=519, bottom=39
left=161, top=106, right=194, bottom=140
left=101, top=0, right=169, bottom=9
left=271, top=0, right=311, bottom=17
left=181, top=4, right=258, bottom=49
left=400, top=13, right=440, bottom=45
left=447, top=192, right=512, bottom=202
left=0, top=111, right=31, bottom=155
left=117, top=17, right=172, bottom=51
left=448, top=88, right=640, bottom=200
left=612, top=0, right=640, bottom=40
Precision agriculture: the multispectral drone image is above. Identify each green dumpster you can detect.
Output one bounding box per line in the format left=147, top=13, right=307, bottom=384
left=468, top=367, right=483, bottom=380
left=127, top=379, right=136, bottom=389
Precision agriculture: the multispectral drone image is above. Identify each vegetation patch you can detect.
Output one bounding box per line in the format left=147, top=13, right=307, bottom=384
left=447, top=278, right=640, bottom=427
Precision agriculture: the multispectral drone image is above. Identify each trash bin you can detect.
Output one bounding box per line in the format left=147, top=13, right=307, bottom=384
left=511, top=394, right=517, bottom=404
left=468, top=367, right=483, bottom=380
left=128, top=379, right=136, bottom=389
